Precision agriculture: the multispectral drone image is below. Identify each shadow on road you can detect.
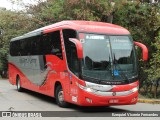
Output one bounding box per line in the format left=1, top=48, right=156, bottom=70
left=15, top=88, right=129, bottom=113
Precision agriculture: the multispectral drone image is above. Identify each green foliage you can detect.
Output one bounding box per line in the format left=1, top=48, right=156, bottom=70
left=26, top=0, right=114, bottom=24
left=63, top=0, right=113, bottom=21
left=147, top=33, right=160, bottom=79
left=144, top=32, right=160, bottom=98
left=26, top=0, right=65, bottom=26
left=0, top=9, right=36, bottom=73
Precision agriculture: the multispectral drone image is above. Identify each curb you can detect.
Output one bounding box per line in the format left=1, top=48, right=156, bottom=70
left=138, top=99, right=160, bottom=104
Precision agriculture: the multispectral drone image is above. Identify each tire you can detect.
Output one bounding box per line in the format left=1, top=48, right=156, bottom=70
left=55, top=85, right=68, bottom=107
left=16, top=76, right=23, bottom=92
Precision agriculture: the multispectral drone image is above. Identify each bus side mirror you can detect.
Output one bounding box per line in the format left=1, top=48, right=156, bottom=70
left=69, top=38, right=83, bottom=59
left=134, top=41, right=148, bottom=61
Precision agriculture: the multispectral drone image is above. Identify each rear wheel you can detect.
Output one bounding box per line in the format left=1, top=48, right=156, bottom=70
left=16, top=76, right=23, bottom=92
left=55, top=85, right=68, bottom=107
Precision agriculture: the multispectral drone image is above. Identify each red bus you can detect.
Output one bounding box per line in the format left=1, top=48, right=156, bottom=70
left=8, top=20, right=148, bottom=107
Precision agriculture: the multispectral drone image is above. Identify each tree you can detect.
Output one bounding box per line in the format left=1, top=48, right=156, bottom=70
left=0, top=9, right=35, bottom=77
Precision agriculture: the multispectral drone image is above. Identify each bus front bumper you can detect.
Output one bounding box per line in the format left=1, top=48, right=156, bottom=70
left=76, top=89, right=138, bottom=106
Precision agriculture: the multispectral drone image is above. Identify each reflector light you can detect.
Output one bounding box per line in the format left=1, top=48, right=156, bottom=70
left=131, top=97, right=137, bottom=103
left=85, top=98, right=92, bottom=103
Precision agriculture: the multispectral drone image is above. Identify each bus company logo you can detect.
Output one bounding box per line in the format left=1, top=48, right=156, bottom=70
left=2, top=112, right=42, bottom=118
left=112, top=92, right=116, bottom=96
left=2, top=112, right=11, bottom=117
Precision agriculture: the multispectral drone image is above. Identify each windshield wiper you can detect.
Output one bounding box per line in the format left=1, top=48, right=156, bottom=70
left=82, top=74, right=102, bottom=84
left=108, top=43, right=115, bottom=80
left=110, top=58, right=115, bottom=80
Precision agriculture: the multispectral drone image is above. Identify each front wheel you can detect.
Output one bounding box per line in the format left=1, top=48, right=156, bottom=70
left=16, top=76, right=23, bottom=92
left=55, top=85, right=68, bottom=107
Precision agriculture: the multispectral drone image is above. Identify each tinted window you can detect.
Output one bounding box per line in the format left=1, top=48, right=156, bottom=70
left=30, top=36, right=41, bottom=55
left=41, top=31, right=63, bottom=59
left=10, top=40, right=21, bottom=56
left=10, top=31, right=63, bottom=59
left=63, top=29, right=78, bottom=74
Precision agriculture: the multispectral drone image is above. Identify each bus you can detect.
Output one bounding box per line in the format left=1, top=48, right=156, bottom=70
left=8, top=20, right=148, bottom=107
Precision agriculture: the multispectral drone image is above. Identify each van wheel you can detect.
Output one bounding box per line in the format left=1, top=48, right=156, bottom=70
left=55, top=85, right=68, bottom=107
left=16, top=77, right=23, bottom=92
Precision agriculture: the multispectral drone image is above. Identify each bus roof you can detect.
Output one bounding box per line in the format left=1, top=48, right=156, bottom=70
left=11, top=20, right=130, bottom=41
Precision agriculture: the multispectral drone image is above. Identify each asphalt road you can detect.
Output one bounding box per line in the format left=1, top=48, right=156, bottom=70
left=0, top=79, right=160, bottom=120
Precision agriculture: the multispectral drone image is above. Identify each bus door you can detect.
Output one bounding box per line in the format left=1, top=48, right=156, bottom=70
left=62, top=29, right=79, bottom=102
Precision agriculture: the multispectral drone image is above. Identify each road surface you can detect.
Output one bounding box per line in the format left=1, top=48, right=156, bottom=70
left=0, top=79, right=159, bottom=120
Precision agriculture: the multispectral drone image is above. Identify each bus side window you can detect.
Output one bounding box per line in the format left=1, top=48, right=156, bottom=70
left=50, top=31, right=62, bottom=59
left=10, top=40, right=21, bottom=56
left=42, top=31, right=63, bottom=59
left=25, top=38, right=31, bottom=55
left=41, top=34, right=50, bottom=55
left=31, top=36, right=40, bottom=55
left=20, top=40, right=26, bottom=56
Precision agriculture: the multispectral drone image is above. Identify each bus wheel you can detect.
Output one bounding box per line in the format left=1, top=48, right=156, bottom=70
left=56, top=85, right=68, bottom=107
left=16, top=76, right=23, bottom=92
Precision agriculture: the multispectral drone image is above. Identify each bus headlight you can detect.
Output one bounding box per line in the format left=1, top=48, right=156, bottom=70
left=77, top=83, right=97, bottom=93
left=86, top=87, right=97, bottom=93
left=131, top=86, right=139, bottom=93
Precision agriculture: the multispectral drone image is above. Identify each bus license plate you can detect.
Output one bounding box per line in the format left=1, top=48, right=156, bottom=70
left=109, top=99, right=119, bottom=103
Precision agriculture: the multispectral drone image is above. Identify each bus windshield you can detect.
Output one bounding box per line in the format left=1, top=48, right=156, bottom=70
left=81, top=33, right=138, bottom=83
